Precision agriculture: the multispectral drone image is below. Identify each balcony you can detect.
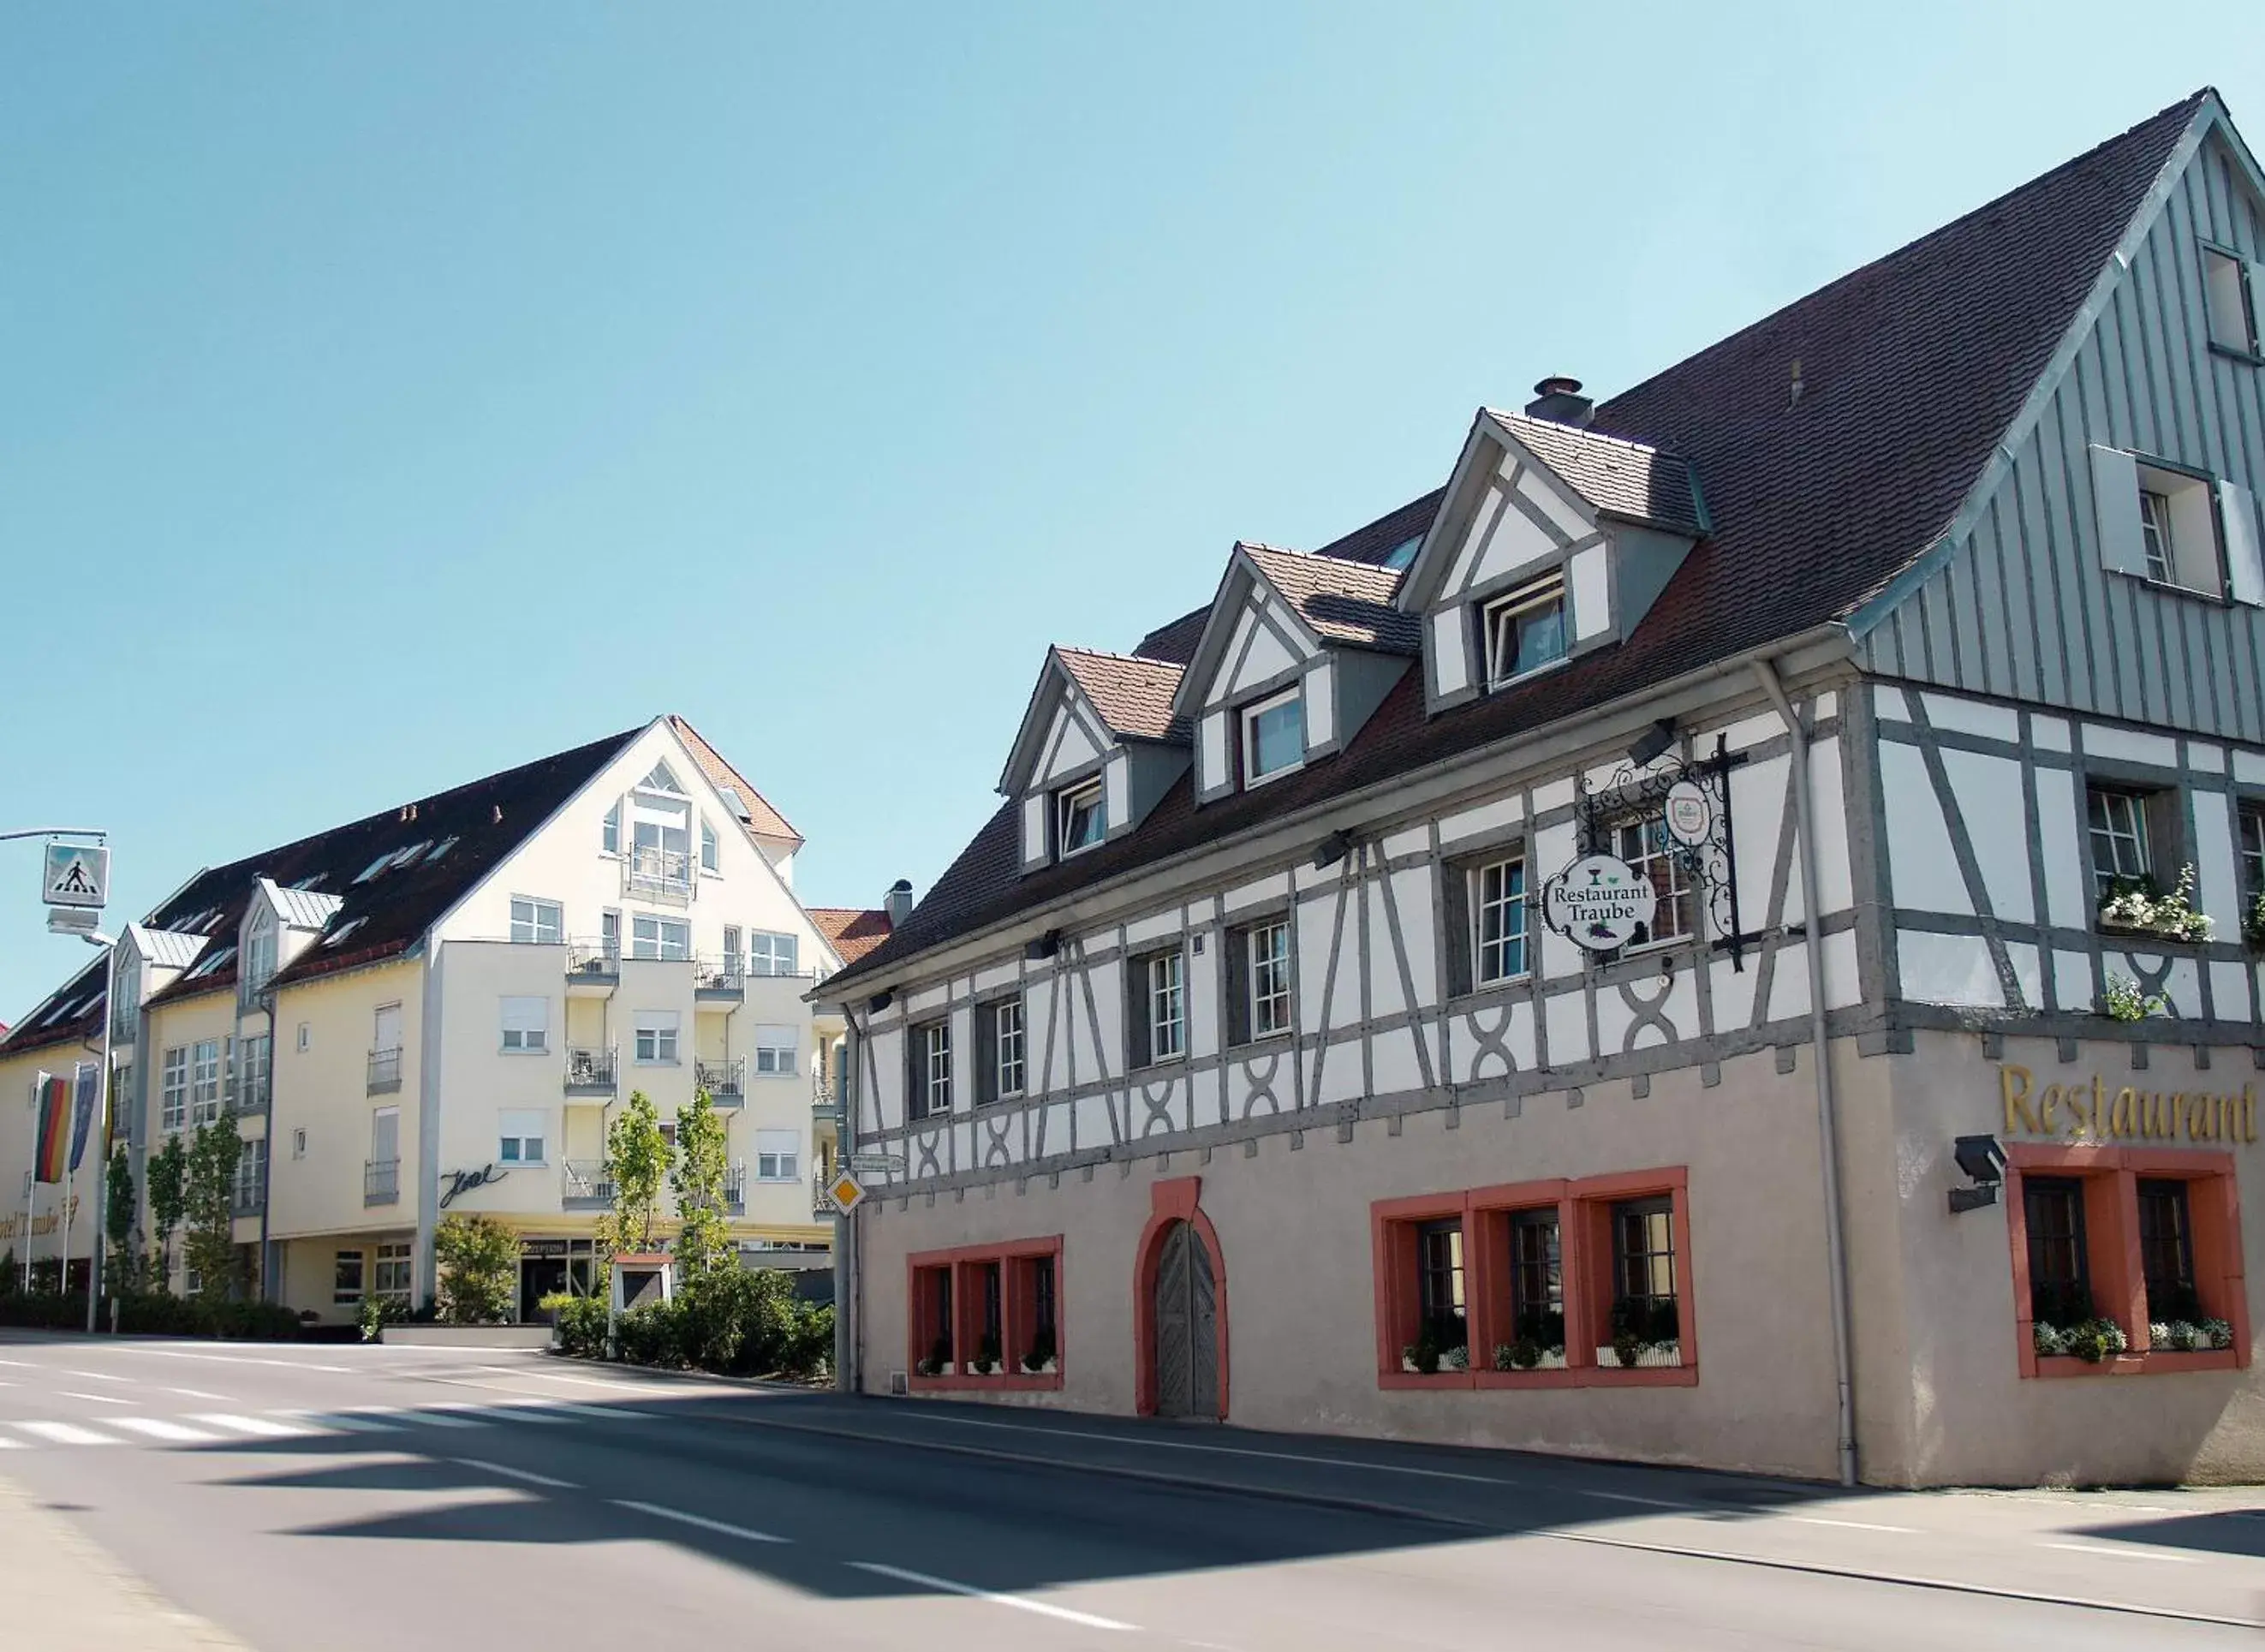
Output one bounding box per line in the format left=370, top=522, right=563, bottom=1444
left=694, top=958, right=744, bottom=1003
left=811, top=1080, right=842, bottom=1128
left=565, top=940, right=620, bottom=994
left=724, top=1160, right=746, bottom=1214
left=562, top=1160, right=613, bottom=1211
left=231, top=1166, right=267, bottom=1219
left=623, top=846, right=694, bottom=905
left=367, top=1047, right=402, bottom=1095
left=695, top=1059, right=743, bottom=1106
left=812, top=1169, right=842, bottom=1220
left=564, top=1046, right=617, bottom=1098
left=365, top=1158, right=399, bottom=1206
left=229, top=1071, right=271, bottom=1118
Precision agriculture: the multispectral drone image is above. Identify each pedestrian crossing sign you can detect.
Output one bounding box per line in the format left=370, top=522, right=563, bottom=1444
left=41, top=841, right=107, bottom=909
left=828, top=1171, right=866, bottom=1214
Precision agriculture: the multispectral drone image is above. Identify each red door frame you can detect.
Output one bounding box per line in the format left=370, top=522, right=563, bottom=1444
left=1133, top=1176, right=1230, bottom=1419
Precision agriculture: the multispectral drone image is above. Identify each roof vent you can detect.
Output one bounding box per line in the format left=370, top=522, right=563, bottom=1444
left=1524, top=375, right=1594, bottom=427
left=883, top=879, right=914, bottom=927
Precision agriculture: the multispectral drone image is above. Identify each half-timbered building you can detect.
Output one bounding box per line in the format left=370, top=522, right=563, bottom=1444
left=815, top=89, right=2265, bottom=1487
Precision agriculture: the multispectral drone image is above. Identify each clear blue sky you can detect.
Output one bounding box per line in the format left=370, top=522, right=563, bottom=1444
left=2, top=3, right=2256, bottom=1023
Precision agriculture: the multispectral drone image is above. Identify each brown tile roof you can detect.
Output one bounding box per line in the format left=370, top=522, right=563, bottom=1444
left=668, top=715, right=803, bottom=847
left=808, top=907, right=892, bottom=968
left=1239, top=544, right=1422, bottom=654
left=1483, top=411, right=1705, bottom=535
left=719, top=92, right=2217, bottom=993
left=1055, top=648, right=1189, bottom=742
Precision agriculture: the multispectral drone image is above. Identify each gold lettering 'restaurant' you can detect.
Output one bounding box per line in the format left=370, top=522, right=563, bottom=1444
left=1996, top=1063, right=2256, bottom=1144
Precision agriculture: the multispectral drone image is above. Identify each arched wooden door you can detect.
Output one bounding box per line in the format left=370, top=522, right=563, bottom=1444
left=1151, top=1220, right=1219, bottom=1419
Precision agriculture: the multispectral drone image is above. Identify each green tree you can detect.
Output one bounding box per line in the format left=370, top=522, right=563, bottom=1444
left=104, top=1143, right=140, bottom=1292
left=147, top=1133, right=189, bottom=1289
left=433, top=1212, right=518, bottom=1325
left=181, top=1123, right=243, bottom=1297
left=595, top=1091, right=671, bottom=1261
left=671, top=1089, right=731, bottom=1280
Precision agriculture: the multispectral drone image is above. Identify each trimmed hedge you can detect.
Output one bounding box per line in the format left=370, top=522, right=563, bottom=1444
left=0, top=1291, right=303, bottom=1340
left=542, top=1267, right=831, bottom=1381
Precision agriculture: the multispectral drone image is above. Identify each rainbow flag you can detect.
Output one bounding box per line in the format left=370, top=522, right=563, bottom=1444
left=33, top=1072, right=71, bottom=1184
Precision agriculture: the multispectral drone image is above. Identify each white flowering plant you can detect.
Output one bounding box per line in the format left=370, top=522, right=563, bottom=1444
left=2098, top=864, right=2214, bottom=943
left=2099, top=974, right=2166, bottom=1023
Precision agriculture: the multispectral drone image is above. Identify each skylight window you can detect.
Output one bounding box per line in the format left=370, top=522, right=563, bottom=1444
left=426, top=836, right=459, bottom=864
left=324, top=916, right=368, bottom=948
left=288, top=874, right=329, bottom=892
left=390, top=840, right=432, bottom=871
left=1381, top=534, right=1422, bottom=572
left=355, top=850, right=398, bottom=885
left=184, top=944, right=237, bottom=981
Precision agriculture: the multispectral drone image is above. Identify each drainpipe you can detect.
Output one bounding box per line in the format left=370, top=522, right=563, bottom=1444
left=1752, top=656, right=1859, bottom=1488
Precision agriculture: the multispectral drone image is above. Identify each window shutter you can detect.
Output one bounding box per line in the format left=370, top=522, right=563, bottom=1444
left=1126, top=961, right=1152, bottom=1069
left=2089, top=445, right=2147, bottom=576
left=975, top=1006, right=998, bottom=1106
left=1225, top=929, right=1252, bottom=1047
left=1441, top=862, right=1475, bottom=998
left=2222, top=480, right=2265, bottom=607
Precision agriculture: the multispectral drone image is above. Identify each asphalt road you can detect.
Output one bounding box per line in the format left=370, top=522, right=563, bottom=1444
left=2, top=1329, right=2262, bottom=1649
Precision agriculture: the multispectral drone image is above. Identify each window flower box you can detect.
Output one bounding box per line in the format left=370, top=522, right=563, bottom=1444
left=2096, top=866, right=2214, bottom=945
left=1598, top=1339, right=1684, bottom=1369
left=1493, top=1341, right=1568, bottom=1371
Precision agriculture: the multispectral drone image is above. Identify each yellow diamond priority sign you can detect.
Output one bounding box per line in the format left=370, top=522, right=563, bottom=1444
left=827, top=1170, right=867, bottom=1214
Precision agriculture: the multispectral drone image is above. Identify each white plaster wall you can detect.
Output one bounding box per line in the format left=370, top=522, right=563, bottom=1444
left=1938, top=747, right=2031, bottom=922
left=1879, top=743, right=1971, bottom=914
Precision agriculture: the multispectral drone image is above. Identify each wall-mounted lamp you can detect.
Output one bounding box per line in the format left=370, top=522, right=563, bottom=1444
left=867, top=990, right=893, bottom=1013
left=1312, top=829, right=1354, bottom=871
left=1948, top=1133, right=2007, bottom=1213
left=1626, top=719, right=1678, bottom=767
left=1024, top=930, right=1061, bottom=961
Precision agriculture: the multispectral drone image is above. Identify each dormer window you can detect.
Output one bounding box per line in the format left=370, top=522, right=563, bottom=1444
left=1241, top=689, right=1303, bottom=787
left=1484, top=575, right=1568, bottom=688
left=1058, top=781, right=1105, bottom=857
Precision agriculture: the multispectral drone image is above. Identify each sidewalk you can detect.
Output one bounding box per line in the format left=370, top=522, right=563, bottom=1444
left=0, top=1472, right=248, bottom=1650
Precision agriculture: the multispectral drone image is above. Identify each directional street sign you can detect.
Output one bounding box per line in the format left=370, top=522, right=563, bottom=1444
left=41, top=841, right=108, bottom=909
left=848, top=1153, right=904, bottom=1175
left=827, top=1170, right=867, bottom=1214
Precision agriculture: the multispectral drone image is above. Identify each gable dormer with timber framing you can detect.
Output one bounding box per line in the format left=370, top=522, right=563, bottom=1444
left=1002, top=647, right=1191, bottom=874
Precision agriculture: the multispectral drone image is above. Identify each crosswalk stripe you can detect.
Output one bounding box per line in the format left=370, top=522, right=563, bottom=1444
left=193, top=1413, right=319, bottom=1439
left=475, top=1405, right=572, bottom=1426
left=393, top=1407, right=490, bottom=1429
left=110, top=1417, right=218, bottom=1443
left=17, top=1422, right=116, bottom=1446
left=540, top=1403, right=645, bottom=1422
left=290, top=1411, right=402, bottom=1434
left=0, top=1435, right=23, bottom=1447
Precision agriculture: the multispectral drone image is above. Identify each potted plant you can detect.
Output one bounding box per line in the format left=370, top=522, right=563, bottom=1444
left=2062, top=1317, right=2130, bottom=1363
left=2099, top=974, right=2167, bottom=1023
left=1021, top=1326, right=1058, bottom=1375
left=2202, top=1317, right=2235, bottom=1351
left=969, top=1332, right=1001, bottom=1375
left=1497, top=1338, right=1541, bottom=1371
left=1402, top=1329, right=1442, bottom=1375
left=1606, top=1296, right=1679, bottom=1368
left=915, top=1333, right=952, bottom=1378
left=1442, top=1343, right=1469, bottom=1372
left=2097, top=865, right=2214, bottom=943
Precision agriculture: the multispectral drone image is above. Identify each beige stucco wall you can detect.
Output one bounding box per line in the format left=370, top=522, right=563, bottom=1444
left=0, top=1043, right=103, bottom=1270
left=854, top=1042, right=1848, bottom=1481
left=268, top=961, right=423, bottom=1244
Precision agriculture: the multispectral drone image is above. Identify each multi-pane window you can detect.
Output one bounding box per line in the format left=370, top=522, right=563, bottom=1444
left=2137, top=1179, right=2201, bottom=1324
left=2024, top=1177, right=2092, bottom=1327
left=190, top=1039, right=223, bottom=1124
left=748, top=932, right=800, bottom=976
left=1249, top=920, right=1292, bottom=1037
left=161, top=1046, right=188, bottom=1131
left=700, top=819, right=719, bottom=874
left=1415, top=1219, right=1467, bottom=1355
left=373, top=1243, right=412, bottom=1303
left=1032, top=1255, right=1058, bottom=1343
left=633, top=1012, right=680, bottom=1065
left=498, top=1109, right=546, bottom=1164
left=721, top=926, right=743, bottom=978
left=500, top=996, right=549, bottom=1053
left=601, top=801, right=621, bottom=855
left=240, top=1035, right=271, bottom=1112
left=2086, top=785, right=2153, bottom=900
left=510, top=897, right=564, bottom=945
left=1474, top=856, right=1528, bottom=982
left=2203, top=244, right=2261, bottom=355
left=630, top=914, right=691, bottom=960
left=1147, top=951, right=1184, bottom=1061
left=912, top=1020, right=953, bottom=1118
left=2239, top=805, right=2265, bottom=904
left=1241, top=689, right=1304, bottom=785
left=993, top=999, right=1025, bottom=1098
left=1611, top=1196, right=1679, bottom=1341
left=1509, top=1209, right=1564, bottom=1349
left=755, top=1128, right=800, bottom=1181
left=1608, top=817, right=1696, bottom=945
left=1058, top=782, right=1105, bottom=856
left=1484, top=575, right=1568, bottom=686
left=753, top=1027, right=798, bottom=1076
left=234, top=1138, right=267, bottom=1211
left=242, top=914, right=277, bottom=999
left=2138, top=489, right=2176, bottom=583
left=333, top=1250, right=365, bottom=1305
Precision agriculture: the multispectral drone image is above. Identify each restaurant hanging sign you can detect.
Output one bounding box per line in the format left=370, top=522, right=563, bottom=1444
left=1541, top=853, right=1659, bottom=951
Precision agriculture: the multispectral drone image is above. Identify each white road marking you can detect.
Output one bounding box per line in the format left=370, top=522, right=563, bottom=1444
left=1782, top=1516, right=1916, bottom=1534
left=16, top=1422, right=115, bottom=1446
left=193, top=1413, right=320, bottom=1439
left=164, top=1387, right=231, bottom=1401
left=287, top=1411, right=402, bottom=1434
left=110, top=1417, right=218, bottom=1443
left=61, top=1369, right=132, bottom=1383
left=614, top=1499, right=789, bottom=1545
left=0, top=1435, right=21, bottom=1448
left=2041, top=1542, right=2202, bottom=1565
left=0, top=1358, right=37, bottom=1368
left=457, top=1458, right=577, bottom=1489
left=918, top=1413, right=1526, bottom=1488
left=536, top=1403, right=647, bottom=1422
left=847, top=1560, right=1136, bottom=1631
left=1583, top=1490, right=1701, bottom=1510
left=495, top=1368, right=660, bottom=1393
left=474, top=1404, right=572, bottom=1426
left=58, top=1390, right=132, bottom=1406
left=112, top=1349, right=349, bottom=1373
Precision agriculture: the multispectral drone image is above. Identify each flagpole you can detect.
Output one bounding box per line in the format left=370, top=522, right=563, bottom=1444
left=86, top=947, right=116, bottom=1333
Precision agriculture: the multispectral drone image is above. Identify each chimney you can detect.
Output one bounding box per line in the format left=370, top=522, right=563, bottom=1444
left=1523, top=375, right=1594, bottom=427
left=883, top=879, right=914, bottom=927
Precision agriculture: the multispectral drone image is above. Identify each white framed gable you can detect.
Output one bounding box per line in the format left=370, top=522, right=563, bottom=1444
left=1036, top=697, right=1109, bottom=786
left=1202, top=589, right=1312, bottom=709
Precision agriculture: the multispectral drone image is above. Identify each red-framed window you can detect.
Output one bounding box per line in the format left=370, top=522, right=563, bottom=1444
left=905, top=1236, right=1065, bottom=1393
left=1371, top=1167, right=1696, bottom=1390
left=2006, top=1145, right=2249, bottom=1377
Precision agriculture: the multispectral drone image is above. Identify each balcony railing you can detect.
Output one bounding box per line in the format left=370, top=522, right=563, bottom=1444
left=724, top=1160, right=746, bottom=1214
left=566, top=939, right=621, bottom=986
left=694, top=958, right=744, bottom=1000
left=365, top=1158, right=399, bottom=1206
left=230, top=1071, right=271, bottom=1117
left=562, top=1160, right=613, bottom=1210
left=811, top=1079, right=841, bottom=1124
left=367, top=1047, right=402, bottom=1094
left=695, top=1058, right=743, bottom=1102
left=812, top=1169, right=842, bottom=1219
left=565, top=1046, right=617, bottom=1096
left=624, top=846, right=694, bottom=903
